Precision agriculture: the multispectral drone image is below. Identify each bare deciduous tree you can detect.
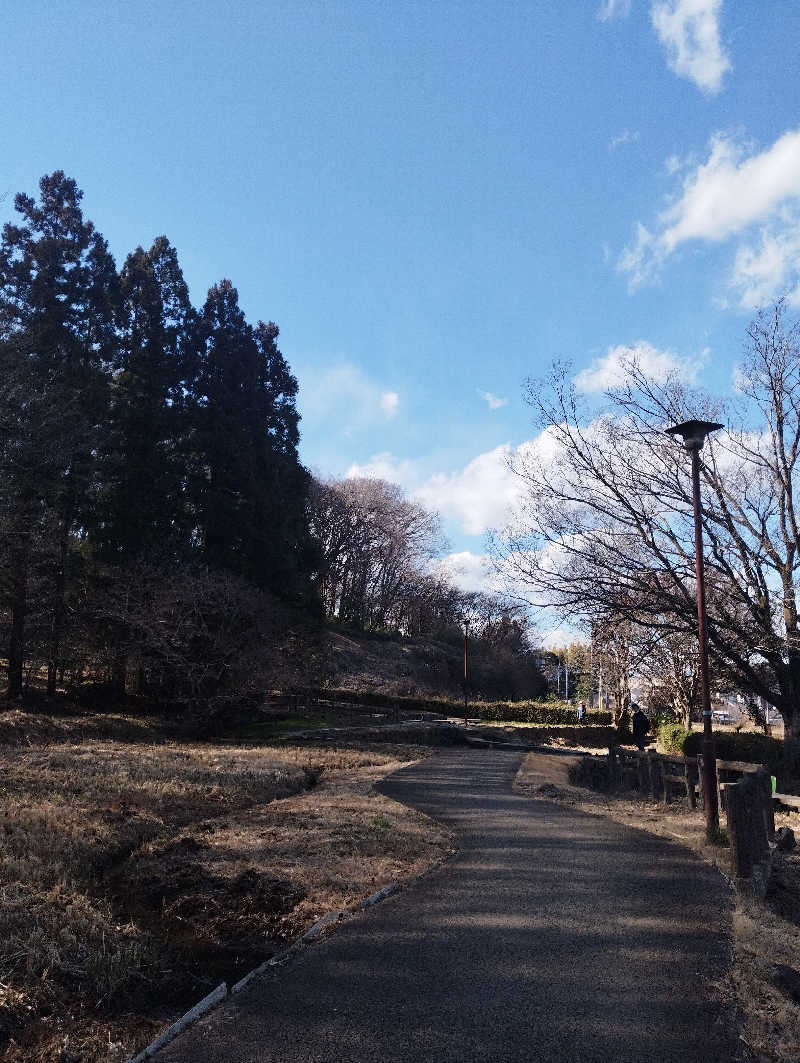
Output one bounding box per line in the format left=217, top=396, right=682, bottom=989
left=496, top=301, right=800, bottom=747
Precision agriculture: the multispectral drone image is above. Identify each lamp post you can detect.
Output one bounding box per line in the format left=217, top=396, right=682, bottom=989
left=666, top=418, right=724, bottom=839
left=462, top=617, right=470, bottom=727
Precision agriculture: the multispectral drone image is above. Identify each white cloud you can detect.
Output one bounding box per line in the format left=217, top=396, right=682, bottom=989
left=730, top=207, right=800, bottom=309
left=380, top=390, right=399, bottom=417
left=346, top=451, right=420, bottom=487
left=412, top=433, right=564, bottom=537
left=651, top=0, right=730, bottom=94
left=597, top=0, right=632, bottom=21
left=574, top=341, right=703, bottom=393
left=620, top=129, right=800, bottom=292
left=414, top=444, right=521, bottom=535
left=344, top=445, right=531, bottom=546
left=661, top=131, right=800, bottom=251
left=437, top=551, right=500, bottom=594
left=478, top=389, right=509, bottom=410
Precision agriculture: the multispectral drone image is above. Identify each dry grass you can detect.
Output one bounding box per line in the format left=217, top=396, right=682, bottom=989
left=515, top=752, right=800, bottom=1062
left=0, top=708, right=451, bottom=1062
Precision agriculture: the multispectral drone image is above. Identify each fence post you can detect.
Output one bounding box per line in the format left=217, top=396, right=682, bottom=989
left=684, top=758, right=697, bottom=810
left=608, top=745, right=618, bottom=788
left=696, top=753, right=721, bottom=811
left=754, top=767, right=774, bottom=850
left=726, top=778, right=753, bottom=879
left=649, top=750, right=665, bottom=803
left=637, top=751, right=649, bottom=794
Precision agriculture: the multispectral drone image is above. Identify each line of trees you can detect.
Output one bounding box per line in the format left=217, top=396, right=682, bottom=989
left=496, top=300, right=800, bottom=748
left=0, top=172, right=315, bottom=712
left=1, top=172, right=545, bottom=714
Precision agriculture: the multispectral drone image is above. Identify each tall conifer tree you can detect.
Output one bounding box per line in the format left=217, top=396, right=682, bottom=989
left=191, top=281, right=314, bottom=600
left=97, top=236, right=195, bottom=563
left=0, top=173, right=118, bottom=696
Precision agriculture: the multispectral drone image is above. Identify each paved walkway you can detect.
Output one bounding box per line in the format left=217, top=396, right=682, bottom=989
left=158, top=750, right=737, bottom=1063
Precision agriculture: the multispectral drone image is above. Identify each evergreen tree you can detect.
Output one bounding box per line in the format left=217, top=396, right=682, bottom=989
left=97, top=236, right=195, bottom=563
left=191, top=281, right=314, bottom=600
left=0, top=173, right=118, bottom=696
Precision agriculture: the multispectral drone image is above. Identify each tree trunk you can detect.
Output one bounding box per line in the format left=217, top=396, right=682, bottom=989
left=46, top=531, right=68, bottom=697
left=7, top=548, right=29, bottom=699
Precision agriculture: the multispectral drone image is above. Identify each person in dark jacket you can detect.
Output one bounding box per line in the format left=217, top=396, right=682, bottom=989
left=631, top=703, right=649, bottom=750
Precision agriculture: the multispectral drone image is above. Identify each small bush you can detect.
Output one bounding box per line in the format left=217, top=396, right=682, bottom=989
left=658, top=722, right=690, bottom=754
left=567, top=755, right=610, bottom=790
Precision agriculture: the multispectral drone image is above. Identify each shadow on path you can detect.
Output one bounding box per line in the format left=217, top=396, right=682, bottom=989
left=158, top=750, right=737, bottom=1063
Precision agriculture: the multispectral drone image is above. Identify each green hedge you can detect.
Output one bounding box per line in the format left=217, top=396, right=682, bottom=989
left=301, top=687, right=613, bottom=726
left=657, top=723, right=799, bottom=778
left=512, top=725, right=616, bottom=748
left=469, top=703, right=612, bottom=726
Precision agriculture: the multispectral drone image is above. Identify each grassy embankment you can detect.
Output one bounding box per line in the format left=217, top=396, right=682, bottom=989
left=0, top=703, right=452, bottom=1063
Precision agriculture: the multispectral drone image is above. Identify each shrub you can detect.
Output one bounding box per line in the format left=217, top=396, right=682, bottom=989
left=658, top=722, right=690, bottom=754
left=682, top=729, right=794, bottom=776
left=654, top=726, right=800, bottom=781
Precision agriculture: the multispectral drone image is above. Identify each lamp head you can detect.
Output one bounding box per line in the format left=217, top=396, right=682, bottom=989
left=665, top=418, right=724, bottom=451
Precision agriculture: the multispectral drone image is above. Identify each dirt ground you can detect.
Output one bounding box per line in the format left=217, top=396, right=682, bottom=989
left=514, top=750, right=800, bottom=1063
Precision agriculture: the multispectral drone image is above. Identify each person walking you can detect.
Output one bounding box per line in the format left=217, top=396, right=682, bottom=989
left=577, top=701, right=586, bottom=723
left=631, top=703, right=649, bottom=751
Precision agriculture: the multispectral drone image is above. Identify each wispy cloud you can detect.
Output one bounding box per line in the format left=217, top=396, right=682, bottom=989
left=730, top=207, right=800, bottom=309
left=651, top=0, right=730, bottom=95
left=609, top=129, right=639, bottom=152
left=574, top=341, right=703, bottom=393
left=597, top=0, right=632, bottom=21
left=380, top=390, right=399, bottom=417
left=477, top=389, right=509, bottom=410
left=298, top=363, right=401, bottom=428
left=619, top=129, right=800, bottom=293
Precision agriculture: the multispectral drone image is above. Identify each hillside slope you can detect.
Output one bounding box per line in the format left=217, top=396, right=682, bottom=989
left=325, top=628, right=544, bottom=702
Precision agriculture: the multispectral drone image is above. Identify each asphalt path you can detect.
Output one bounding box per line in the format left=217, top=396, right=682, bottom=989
left=157, top=749, right=737, bottom=1063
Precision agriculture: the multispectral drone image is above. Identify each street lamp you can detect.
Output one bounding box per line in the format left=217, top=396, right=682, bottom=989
left=665, top=418, right=724, bottom=839
left=462, top=617, right=471, bottom=727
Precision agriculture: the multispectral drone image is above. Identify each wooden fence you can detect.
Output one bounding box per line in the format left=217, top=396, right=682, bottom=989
left=609, top=746, right=784, bottom=886
left=608, top=747, right=698, bottom=806
left=607, top=746, right=775, bottom=815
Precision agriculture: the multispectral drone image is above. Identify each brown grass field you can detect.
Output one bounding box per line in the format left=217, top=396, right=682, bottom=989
left=5, top=697, right=800, bottom=1063
left=0, top=706, right=452, bottom=1062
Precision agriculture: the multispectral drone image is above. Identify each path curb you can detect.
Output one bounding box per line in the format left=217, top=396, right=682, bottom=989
left=125, top=982, right=227, bottom=1062
left=126, top=882, right=406, bottom=1060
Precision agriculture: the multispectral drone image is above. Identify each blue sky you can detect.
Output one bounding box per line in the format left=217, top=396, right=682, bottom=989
left=4, top=1, right=800, bottom=612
